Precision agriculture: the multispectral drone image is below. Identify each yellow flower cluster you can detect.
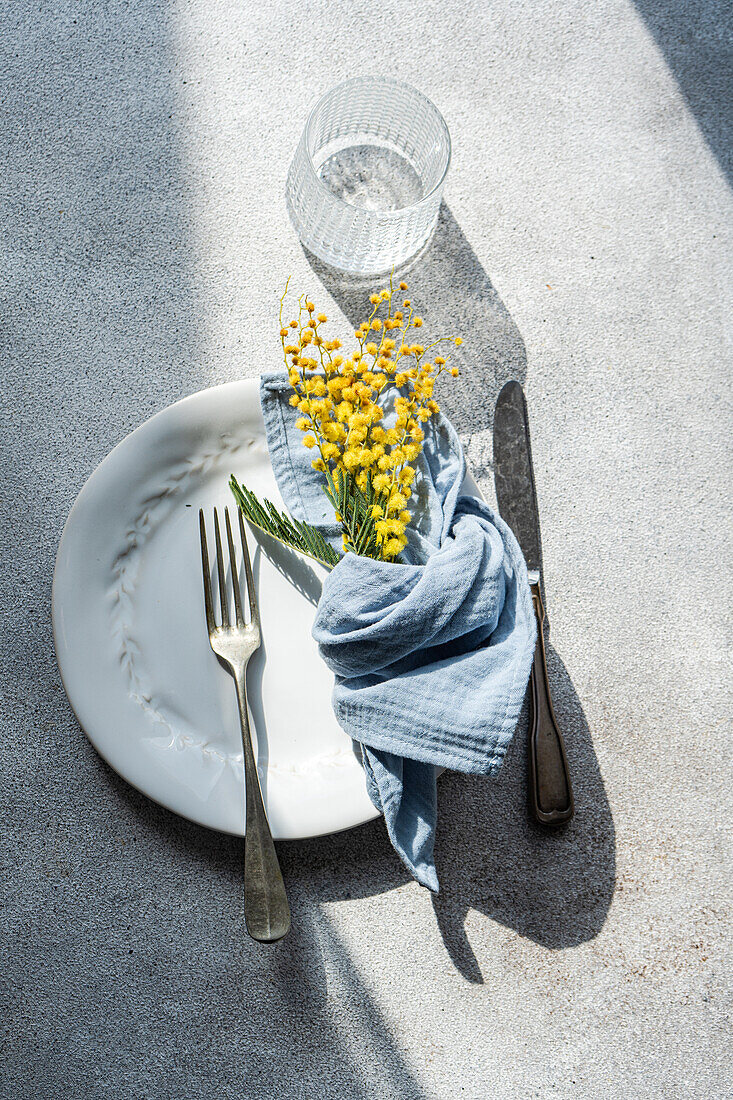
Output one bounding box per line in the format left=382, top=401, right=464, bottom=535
left=280, top=278, right=462, bottom=562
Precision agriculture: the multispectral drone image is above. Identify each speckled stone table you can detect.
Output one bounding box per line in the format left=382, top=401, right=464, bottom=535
left=2, top=2, right=731, bottom=1097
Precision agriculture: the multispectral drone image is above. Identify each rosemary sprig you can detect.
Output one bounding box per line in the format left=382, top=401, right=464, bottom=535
left=229, top=476, right=340, bottom=570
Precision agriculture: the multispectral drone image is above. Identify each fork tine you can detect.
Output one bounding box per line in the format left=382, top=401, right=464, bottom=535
left=224, top=508, right=245, bottom=627
left=212, top=508, right=229, bottom=628
left=198, top=510, right=215, bottom=633
left=237, top=509, right=259, bottom=627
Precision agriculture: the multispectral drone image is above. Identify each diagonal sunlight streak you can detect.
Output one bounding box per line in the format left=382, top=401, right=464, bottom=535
left=168, top=0, right=620, bottom=988
left=2, top=0, right=730, bottom=1095
left=161, top=11, right=440, bottom=1095
left=162, top=0, right=724, bottom=1080
left=308, top=907, right=431, bottom=1099
left=626, top=0, right=732, bottom=198
left=632, top=0, right=732, bottom=187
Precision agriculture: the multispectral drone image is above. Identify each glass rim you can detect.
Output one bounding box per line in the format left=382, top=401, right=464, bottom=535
left=301, top=76, right=451, bottom=219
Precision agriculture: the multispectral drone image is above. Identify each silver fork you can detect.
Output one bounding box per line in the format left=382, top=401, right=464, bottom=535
left=198, top=506, right=290, bottom=943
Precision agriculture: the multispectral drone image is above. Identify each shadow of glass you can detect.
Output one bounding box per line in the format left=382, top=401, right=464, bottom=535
left=303, top=201, right=528, bottom=464
left=633, top=0, right=732, bottom=184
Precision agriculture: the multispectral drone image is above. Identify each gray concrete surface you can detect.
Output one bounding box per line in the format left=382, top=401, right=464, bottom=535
left=2, top=1, right=731, bottom=1097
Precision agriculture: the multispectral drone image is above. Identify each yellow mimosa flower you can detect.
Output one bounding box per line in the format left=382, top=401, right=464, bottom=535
left=276, top=282, right=462, bottom=562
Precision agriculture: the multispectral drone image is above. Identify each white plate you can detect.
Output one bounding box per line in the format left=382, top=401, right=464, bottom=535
left=52, top=379, right=380, bottom=839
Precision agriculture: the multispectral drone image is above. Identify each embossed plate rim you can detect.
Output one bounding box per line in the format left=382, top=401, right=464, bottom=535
left=52, top=379, right=381, bottom=839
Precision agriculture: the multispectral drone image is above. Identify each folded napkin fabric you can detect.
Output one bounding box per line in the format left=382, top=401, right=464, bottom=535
left=259, top=372, right=536, bottom=890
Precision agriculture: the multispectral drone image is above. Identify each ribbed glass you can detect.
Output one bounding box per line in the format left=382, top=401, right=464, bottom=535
left=286, top=77, right=451, bottom=275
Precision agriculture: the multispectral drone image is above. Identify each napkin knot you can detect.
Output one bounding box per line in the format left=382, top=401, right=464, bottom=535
left=259, top=372, right=535, bottom=890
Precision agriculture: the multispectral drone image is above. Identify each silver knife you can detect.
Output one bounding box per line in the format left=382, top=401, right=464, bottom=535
left=493, top=381, right=574, bottom=825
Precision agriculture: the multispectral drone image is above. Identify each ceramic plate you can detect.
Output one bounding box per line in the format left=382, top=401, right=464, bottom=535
left=52, top=379, right=380, bottom=838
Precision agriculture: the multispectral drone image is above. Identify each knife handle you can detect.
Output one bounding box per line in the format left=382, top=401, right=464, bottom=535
left=528, top=583, right=574, bottom=825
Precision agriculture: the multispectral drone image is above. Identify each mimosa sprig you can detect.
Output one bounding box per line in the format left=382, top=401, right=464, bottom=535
left=231, top=278, right=462, bottom=565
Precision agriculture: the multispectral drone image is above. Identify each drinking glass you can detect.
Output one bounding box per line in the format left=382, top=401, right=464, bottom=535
left=286, top=77, right=451, bottom=275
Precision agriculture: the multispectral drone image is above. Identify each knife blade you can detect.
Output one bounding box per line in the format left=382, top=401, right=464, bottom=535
left=493, top=381, right=574, bottom=825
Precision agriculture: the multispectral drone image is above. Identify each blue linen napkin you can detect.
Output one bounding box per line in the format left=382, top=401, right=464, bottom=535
left=259, top=372, right=536, bottom=890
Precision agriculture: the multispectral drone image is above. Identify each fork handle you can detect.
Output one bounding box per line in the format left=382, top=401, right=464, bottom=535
left=234, top=676, right=291, bottom=943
